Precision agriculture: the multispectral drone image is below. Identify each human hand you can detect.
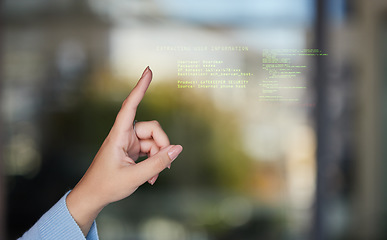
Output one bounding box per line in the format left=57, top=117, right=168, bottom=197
left=66, top=67, right=183, bottom=235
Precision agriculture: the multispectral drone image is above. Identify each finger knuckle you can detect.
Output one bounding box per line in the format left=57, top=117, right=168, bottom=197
left=151, top=120, right=160, bottom=126
left=121, top=98, right=129, bottom=108
left=154, top=155, right=167, bottom=170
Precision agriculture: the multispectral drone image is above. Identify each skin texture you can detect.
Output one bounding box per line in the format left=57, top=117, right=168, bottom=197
left=66, top=67, right=183, bottom=236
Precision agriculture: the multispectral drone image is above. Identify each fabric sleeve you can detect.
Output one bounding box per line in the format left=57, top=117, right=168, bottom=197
left=18, top=191, right=99, bottom=240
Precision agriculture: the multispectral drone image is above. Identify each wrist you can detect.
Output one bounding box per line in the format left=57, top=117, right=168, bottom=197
left=66, top=183, right=106, bottom=235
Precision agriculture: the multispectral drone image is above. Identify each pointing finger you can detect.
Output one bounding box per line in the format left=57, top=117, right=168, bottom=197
left=114, top=67, right=152, bottom=132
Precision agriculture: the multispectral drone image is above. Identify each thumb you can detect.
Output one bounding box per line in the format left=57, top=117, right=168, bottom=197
left=132, top=145, right=183, bottom=186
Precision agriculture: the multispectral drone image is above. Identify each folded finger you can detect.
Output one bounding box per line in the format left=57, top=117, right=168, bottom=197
left=135, top=121, right=170, bottom=148
left=139, top=140, right=161, bottom=185
left=131, top=145, right=182, bottom=186
left=148, top=175, right=158, bottom=185
left=139, top=139, right=160, bottom=158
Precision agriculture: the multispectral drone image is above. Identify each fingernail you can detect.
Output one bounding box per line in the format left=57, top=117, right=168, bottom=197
left=149, top=176, right=157, bottom=185
left=141, top=66, right=150, bottom=77
left=149, top=179, right=155, bottom=185
left=168, top=145, right=183, bottom=162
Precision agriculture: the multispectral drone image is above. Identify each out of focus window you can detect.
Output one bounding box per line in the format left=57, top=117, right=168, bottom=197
left=1, top=0, right=350, bottom=239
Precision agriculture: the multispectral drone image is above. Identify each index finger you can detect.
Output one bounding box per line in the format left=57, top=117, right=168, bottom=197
left=114, top=67, right=152, bottom=132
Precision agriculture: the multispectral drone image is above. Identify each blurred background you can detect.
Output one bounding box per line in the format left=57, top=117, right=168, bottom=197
left=0, top=0, right=386, bottom=239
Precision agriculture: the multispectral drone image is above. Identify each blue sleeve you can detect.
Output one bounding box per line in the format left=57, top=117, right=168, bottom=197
left=18, top=191, right=99, bottom=240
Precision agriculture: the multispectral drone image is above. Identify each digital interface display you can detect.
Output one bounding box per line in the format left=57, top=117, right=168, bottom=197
left=153, top=43, right=327, bottom=107
left=260, top=48, right=327, bottom=105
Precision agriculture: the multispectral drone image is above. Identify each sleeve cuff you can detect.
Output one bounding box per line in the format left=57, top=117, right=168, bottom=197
left=19, top=191, right=99, bottom=240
